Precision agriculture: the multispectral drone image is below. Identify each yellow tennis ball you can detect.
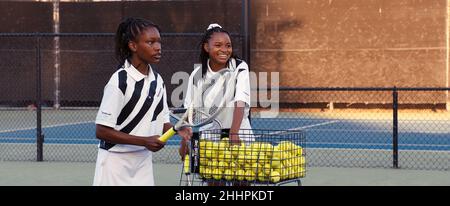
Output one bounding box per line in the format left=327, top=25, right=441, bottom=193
left=218, top=150, right=232, bottom=163
left=257, top=152, right=268, bottom=164
left=223, top=169, right=234, bottom=181
left=212, top=168, right=222, bottom=180
left=271, top=157, right=281, bottom=169
left=203, top=149, right=213, bottom=159
left=257, top=172, right=268, bottom=182
left=235, top=169, right=245, bottom=181
left=250, top=142, right=262, bottom=151
left=251, top=162, right=260, bottom=173
left=245, top=153, right=259, bottom=164
left=280, top=168, right=289, bottom=180
left=270, top=170, right=281, bottom=183
left=220, top=137, right=230, bottom=146
left=208, top=160, right=218, bottom=169
left=236, top=154, right=246, bottom=167
left=230, top=145, right=241, bottom=158
left=217, top=161, right=229, bottom=172
left=199, top=156, right=208, bottom=166
left=201, top=167, right=212, bottom=179
left=263, top=163, right=272, bottom=175
left=199, top=140, right=207, bottom=149
left=292, top=145, right=303, bottom=157
left=244, top=170, right=256, bottom=181
left=272, top=147, right=281, bottom=159
left=229, top=161, right=239, bottom=170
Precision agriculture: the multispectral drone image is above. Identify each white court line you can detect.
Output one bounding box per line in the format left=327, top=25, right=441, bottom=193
left=307, top=141, right=450, bottom=148
left=266, top=120, right=340, bottom=136
left=0, top=121, right=95, bottom=134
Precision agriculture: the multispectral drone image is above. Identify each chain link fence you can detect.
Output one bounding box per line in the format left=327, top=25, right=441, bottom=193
left=1, top=34, right=449, bottom=171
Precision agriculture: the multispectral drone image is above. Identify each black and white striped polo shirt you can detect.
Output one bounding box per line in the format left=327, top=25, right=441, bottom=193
left=95, top=60, right=169, bottom=152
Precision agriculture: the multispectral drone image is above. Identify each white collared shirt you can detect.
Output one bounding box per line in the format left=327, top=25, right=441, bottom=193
left=95, top=60, right=169, bottom=152
left=184, top=58, right=251, bottom=130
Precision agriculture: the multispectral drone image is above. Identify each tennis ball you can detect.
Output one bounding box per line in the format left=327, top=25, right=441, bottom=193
left=245, top=153, right=259, bottom=164
left=218, top=150, right=232, bottom=163
left=201, top=167, right=212, bottom=179
left=257, top=153, right=268, bottom=164
left=229, top=161, right=239, bottom=170
left=244, top=170, right=256, bottom=181
left=217, top=161, right=229, bottom=172
left=218, top=141, right=228, bottom=152
left=271, top=157, right=281, bottom=169
left=204, top=141, right=213, bottom=150
left=203, top=148, right=214, bottom=159
left=288, top=168, right=296, bottom=179
left=212, top=168, right=222, bottom=180
left=260, top=143, right=274, bottom=157
left=230, top=145, right=241, bottom=158
left=270, top=170, right=281, bottom=183
left=220, top=137, right=230, bottom=146
left=250, top=142, right=262, bottom=151
left=263, top=163, right=271, bottom=175
left=280, top=168, right=289, bottom=180
left=236, top=154, right=246, bottom=167
left=257, top=172, right=268, bottom=182
left=199, top=156, right=208, bottom=166
left=199, top=140, right=207, bottom=149
left=272, top=147, right=281, bottom=159
left=292, top=145, right=303, bottom=157
left=235, top=169, right=245, bottom=181
left=282, top=159, right=292, bottom=168
left=208, top=160, right=218, bottom=169
left=251, top=162, right=260, bottom=173
left=223, top=169, right=234, bottom=181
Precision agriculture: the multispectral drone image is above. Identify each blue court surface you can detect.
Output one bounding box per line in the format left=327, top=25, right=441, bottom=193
left=1, top=117, right=449, bottom=151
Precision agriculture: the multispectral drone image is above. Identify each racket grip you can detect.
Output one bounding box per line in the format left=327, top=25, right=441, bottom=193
left=159, top=127, right=177, bottom=142
left=183, top=155, right=190, bottom=174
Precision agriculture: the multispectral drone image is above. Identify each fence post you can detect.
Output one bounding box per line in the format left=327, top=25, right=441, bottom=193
left=36, top=35, right=43, bottom=162
left=392, top=87, right=399, bottom=168
left=241, top=0, right=250, bottom=65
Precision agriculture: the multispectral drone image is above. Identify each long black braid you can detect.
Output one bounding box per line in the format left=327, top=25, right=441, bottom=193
left=115, top=17, right=161, bottom=68
left=199, top=26, right=238, bottom=77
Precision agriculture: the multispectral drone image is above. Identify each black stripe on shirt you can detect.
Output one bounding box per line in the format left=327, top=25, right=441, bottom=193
left=120, top=71, right=159, bottom=134
left=118, top=70, right=127, bottom=95
left=151, top=89, right=164, bottom=121
left=116, top=79, right=144, bottom=125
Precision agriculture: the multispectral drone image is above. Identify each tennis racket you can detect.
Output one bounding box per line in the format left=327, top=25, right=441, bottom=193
left=159, top=67, right=236, bottom=142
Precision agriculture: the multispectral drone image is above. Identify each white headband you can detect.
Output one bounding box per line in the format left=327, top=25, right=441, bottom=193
left=207, top=23, right=222, bottom=30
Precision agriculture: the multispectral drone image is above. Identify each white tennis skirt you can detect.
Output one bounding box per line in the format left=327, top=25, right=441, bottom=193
left=93, top=148, right=154, bottom=186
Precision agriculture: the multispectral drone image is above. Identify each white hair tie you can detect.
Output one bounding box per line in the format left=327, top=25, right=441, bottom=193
left=207, top=23, right=222, bottom=30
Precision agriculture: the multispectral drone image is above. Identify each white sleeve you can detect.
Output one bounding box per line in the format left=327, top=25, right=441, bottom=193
left=234, top=68, right=251, bottom=107
left=95, top=83, right=125, bottom=128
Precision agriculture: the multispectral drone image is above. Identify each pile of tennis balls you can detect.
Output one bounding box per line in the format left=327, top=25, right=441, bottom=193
left=198, top=138, right=305, bottom=183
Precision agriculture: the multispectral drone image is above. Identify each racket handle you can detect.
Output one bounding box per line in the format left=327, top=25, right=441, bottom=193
left=183, top=155, right=190, bottom=174
left=159, top=127, right=177, bottom=142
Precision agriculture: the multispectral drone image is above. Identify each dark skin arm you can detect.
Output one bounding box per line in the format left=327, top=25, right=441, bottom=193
left=96, top=124, right=165, bottom=152
left=229, top=101, right=245, bottom=145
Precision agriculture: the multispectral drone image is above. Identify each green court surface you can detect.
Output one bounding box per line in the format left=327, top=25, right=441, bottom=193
left=0, top=161, right=448, bottom=186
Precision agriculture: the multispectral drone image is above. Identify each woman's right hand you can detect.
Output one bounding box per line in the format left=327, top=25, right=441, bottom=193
left=144, top=136, right=165, bottom=152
